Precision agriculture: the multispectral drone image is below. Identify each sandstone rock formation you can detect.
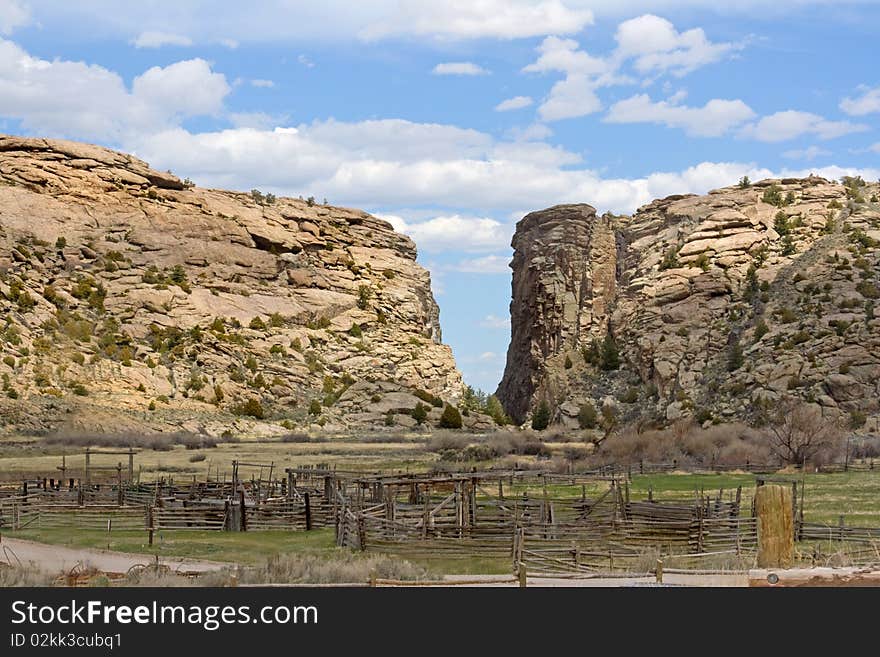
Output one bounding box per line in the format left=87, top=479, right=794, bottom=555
left=0, top=136, right=464, bottom=435
left=498, top=177, right=880, bottom=434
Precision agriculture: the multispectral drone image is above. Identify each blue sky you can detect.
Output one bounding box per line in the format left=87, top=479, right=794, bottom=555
left=1, top=1, right=879, bottom=392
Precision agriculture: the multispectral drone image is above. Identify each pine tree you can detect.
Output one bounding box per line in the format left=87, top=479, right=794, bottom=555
left=600, top=331, right=620, bottom=371
left=439, top=403, right=463, bottom=429
left=411, top=402, right=428, bottom=425
left=531, top=399, right=551, bottom=430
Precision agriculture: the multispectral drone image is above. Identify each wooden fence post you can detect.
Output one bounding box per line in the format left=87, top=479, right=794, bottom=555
left=755, top=484, right=793, bottom=568
left=304, top=492, right=312, bottom=531
left=239, top=489, right=247, bottom=532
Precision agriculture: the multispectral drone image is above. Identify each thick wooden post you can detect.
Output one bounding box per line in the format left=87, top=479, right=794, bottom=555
left=304, top=492, right=312, bottom=531
left=756, top=484, right=794, bottom=568
left=239, top=489, right=247, bottom=532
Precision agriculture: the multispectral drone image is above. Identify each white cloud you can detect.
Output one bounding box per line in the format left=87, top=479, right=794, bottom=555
left=450, top=255, right=511, bottom=274
left=132, top=59, right=230, bottom=118
left=479, top=314, right=511, bottom=329
left=125, top=118, right=879, bottom=220
left=360, top=0, right=594, bottom=40
left=0, top=0, right=28, bottom=34
left=297, top=54, right=315, bottom=68
left=478, top=351, right=499, bottom=362
left=870, top=143, right=880, bottom=154
left=740, top=110, right=869, bottom=142
left=495, top=96, right=534, bottom=112
left=507, top=122, right=553, bottom=141
left=523, top=36, right=608, bottom=76
left=605, top=93, right=755, bottom=137
left=132, top=31, right=193, bottom=48
left=614, top=14, right=740, bottom=77
left=782, top=145, right=831, bottom=161
left=432, top=62, right=490, bottom=76
left=0, top=39, right=230, bottom=141
left=840, top=85, right=880, bottom=116
left=385, top=215, right=512, bottom=253
left=538, top=74, right=603, bottom=121
left=523, top=16, right=738, bottom=123
left=220, top=38, right=239, bottom=49
left=251, top=79, right=276, bottom=88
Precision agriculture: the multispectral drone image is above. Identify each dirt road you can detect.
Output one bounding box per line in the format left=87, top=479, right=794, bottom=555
left=0, top=536, right=228, bottom=575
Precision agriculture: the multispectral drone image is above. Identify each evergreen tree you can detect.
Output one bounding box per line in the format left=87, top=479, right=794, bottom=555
left=600, top=330, right=620, bottom=371
left=531, top=399, right=551, bottom=430
left=411, top=402, right=428, bottom=425
left=438, top=404, right=463, bottom=429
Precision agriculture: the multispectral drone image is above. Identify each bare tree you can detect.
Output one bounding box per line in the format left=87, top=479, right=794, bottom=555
left=767, top=400, right=842, bottom=465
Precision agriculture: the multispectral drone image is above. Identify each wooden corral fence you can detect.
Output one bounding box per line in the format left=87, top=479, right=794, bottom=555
left=335, top=474, right=759, bottom=574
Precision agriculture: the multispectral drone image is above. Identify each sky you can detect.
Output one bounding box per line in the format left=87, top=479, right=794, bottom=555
left=1, top=1, right=879, bottom=393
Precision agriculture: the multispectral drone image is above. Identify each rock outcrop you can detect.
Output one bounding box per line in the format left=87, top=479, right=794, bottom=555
left=0, top=135, right=464, bottom=435
left=498, top=177, right=880, bottom=433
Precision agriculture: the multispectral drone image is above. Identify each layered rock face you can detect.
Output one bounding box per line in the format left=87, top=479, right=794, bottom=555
left=0, top=136, right=464, bottom=435
left=498, top=177, right=880, bottom=433
left=496, top=205, right=617, bottom=423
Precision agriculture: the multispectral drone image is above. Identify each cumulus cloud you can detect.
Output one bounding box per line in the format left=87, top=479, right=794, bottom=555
left=538, top=75, right=604, bottom=121
left=384, top=215, right=512, bottom=253
left=740, top=110, right=869, bottom=142
left=605, top=93, right=755, bottom=137
left=495, top=96, right=534, bottom=112
left=132, top=31, right=193, bottom=48
left=840, top=85, right=880, bottom=116
left=132, top=59, right=230, bottom=118
left=450, top=255, right=512, bottom=274
left=0, top=40, right=230, bottom=141
left=613, top=14, right=740, bottom=77
left=432, top=62, right=490, bottom=76
left=523, top=16, right=739, bottom=122
left=0, top=0, right=28, bottom=34
left=782, top=145, right=831, bottom=161
left=250, top=79, right=276, bottom=88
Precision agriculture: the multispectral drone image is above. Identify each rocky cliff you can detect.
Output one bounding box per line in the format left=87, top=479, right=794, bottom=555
left=0, top=136, right=467, bottom=435
left=497, top=176, right=880, bottom=434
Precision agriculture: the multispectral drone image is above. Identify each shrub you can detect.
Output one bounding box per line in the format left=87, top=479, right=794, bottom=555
left=738, top=176, right=751, bottom=188
left=754, top=319, right=769, bottom=341
left=438, top=404, right=463, bottom=429
left=726, top=336, right=744, bottom=371
left=414, top=389, right=443, bottom=408
left=856, top=281, right=880, bottom=299
left=531, top=400, right=551, bottom=431
left=356, top=285, right=372, bottom=310
left=563, top=354, right=573, bottom=369
left=762, top=184, right=785, bottom=207
left=232, top=398, right=264, bottom=419
left=249, top=317, right=267, bottom=330
left=849, top=410, right=867, bottom=430
left=600, top=330, right=620, bottom=371
left=55, top=236, right=67, bottom=249
left=659, top=247, right=679, bottom=270
left=384, top=410, right=395, bottom=426
left=189, top=453, right=207, bottom=463
left=411, top=402, right=428, bottom=425
left=578, top=401, right=597, bottom=429
left=618, top=387, right=639, bottom=404
left=348, top=323, right=363, bottom=338
left=308, top=399, right=322, bottom=416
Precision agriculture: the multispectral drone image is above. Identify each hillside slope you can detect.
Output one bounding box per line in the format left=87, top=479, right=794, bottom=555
left=497, top=176, right=880, bottom=434
left=0, top=136, right=468, bottom=435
